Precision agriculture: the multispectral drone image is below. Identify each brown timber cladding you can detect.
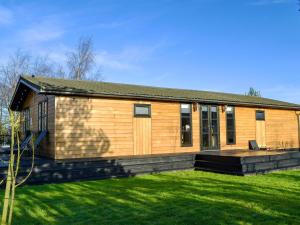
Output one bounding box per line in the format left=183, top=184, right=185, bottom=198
left=21, top=94, right=300, bottom=159
left=55, top=97, right=200, bottom=159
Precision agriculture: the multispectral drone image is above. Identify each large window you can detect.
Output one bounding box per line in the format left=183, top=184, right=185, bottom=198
left=181, top=104, right=192, bottom=146
left=134, top=104, right=151, bottom=117
left=22, top=108, right=30, bottom=133
left=226, top=106, right=236, bottom=145
left=256, top=110, right=265, bottom=121
left=38, top=100, right=48, bottom=132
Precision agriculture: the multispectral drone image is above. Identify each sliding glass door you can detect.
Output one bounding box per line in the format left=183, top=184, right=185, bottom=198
left=200, top=105, right=220, bottom=150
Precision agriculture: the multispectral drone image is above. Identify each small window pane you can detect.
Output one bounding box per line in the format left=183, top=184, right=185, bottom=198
left=181, top=104, right=191, bottom=114
left=211, top=135, right=218, bottom=148
left=227, top=119, right=234, bottom=130
left=202, top=106, right=208, bottom=111
left=202, top=134, right=209, bottom=147
left=134, top=104, right=151, bottom=117
left=182, top=117, right=191, bottom=131
left=211, top=119, right=218, bottom=133
left=202, top=119, right=209, bottom=133
left=136, top=106, right=149, bottom=115
left=23, top=108, right=30, bottom=132
left=182, top=132, right=192, bottom=145
left=227, top=131, right=235, bottom=144
left=211, top=106, right=218, bottom=119
left=226, top=106, right=233, bottom=113
left=256, top=111, right=265, bottom=121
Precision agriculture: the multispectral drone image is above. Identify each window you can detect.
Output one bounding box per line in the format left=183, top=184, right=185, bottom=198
left=22, top=108, right=30, bottom=133
left=256, top=110, right=265, bottom=121
left=226, top=106, right=236, bottom=145
left=38, top=100, right=48, bottom=132
left=181, top=104, right=192, bottom=146
left=134, top=104, right=151, bottom=117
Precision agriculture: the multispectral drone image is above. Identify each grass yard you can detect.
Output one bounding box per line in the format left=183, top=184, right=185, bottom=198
left=1, top=169, right=300, bottom=225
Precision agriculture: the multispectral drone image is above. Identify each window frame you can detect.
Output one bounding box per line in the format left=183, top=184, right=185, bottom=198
left=256, top=110, right=265, bottom=121
left=22, top=107, right=30, bottom=133
left=200, top=104, right=220, bottom=150
left=38, top=100, right=48, bottom=132
left=226, top=106, right=236, bottom=145
left=180, top=103, right=193, bottom=147
left=134, top=104, right=151, bottom=118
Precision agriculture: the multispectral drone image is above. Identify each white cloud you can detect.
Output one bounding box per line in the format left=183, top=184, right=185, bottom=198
left=96, top=51, right=136, bottom=70
left=19, top=20, right=64, bottom=43
left=0, top=6, right=13, bottom=25
left=95, top=41, right=167, bottom=71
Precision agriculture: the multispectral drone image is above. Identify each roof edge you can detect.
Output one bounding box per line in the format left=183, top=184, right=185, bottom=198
left=9, top=76, right=42, bottom=110
left=42, top=89, right=300, bottom=111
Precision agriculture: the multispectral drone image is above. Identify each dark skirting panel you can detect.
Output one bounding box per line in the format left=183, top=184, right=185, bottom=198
left=0, top=150, right=299, bottom=185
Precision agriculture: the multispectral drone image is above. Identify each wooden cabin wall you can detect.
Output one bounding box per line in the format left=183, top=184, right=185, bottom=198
left=151, top=102, right=200, bottom=154
left=20, top=93, right=299, bottom=159
left=220, top=107, right=256, bottom=150
left=54, top=96, right=200, bottom=159
left=265, top=109, right=299, bottom=149
left=21, top=91, right=56, bottom=158
left=220, top=106, right=299, bottom=150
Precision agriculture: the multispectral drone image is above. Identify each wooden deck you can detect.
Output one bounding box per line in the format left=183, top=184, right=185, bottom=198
left=0, top=148, right=299, bottom=185
left=195, top=149, right=300, bottom=175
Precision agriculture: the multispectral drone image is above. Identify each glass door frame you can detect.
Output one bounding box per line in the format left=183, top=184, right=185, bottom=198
left=199, top=104, right=221, bottom=151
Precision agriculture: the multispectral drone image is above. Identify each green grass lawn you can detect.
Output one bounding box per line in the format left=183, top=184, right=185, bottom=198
left=1, top=169, right=300, bottom=225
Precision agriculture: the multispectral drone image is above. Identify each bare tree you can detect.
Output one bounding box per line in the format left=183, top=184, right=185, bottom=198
left=0, top=50, right=67, bottom=133
left=0, top=50, right=31, bottom=107
left=0, top=37, right=103, bottom=137
left=32, top=55, right=67, bottom=78
left=246, top=87, right=261, bottom=97
left=67, top=37, right=102, bottom=80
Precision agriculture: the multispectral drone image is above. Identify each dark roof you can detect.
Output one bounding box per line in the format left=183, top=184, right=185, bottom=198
left=10, top=75, right=300, bottom=110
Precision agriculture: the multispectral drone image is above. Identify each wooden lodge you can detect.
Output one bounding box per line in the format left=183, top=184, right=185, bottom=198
left=5, top=75, right=300, bottom=183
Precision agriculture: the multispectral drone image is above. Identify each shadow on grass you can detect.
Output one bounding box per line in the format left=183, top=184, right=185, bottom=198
left=2, top=170, right=300, bottom=225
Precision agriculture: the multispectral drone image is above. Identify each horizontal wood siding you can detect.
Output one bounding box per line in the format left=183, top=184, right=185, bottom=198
left=21, top=93, right=300, bottom=158
left=55, top=97, right=134, bottom=159
left=55, top=97, right=200, bottom=159
left=151, top=102, right=200, bottom=154
left=265, top=109, right=299, bottom=149
left=220, top=107, right=299, bottom=150
left=22, top=91, right=55, bottom=158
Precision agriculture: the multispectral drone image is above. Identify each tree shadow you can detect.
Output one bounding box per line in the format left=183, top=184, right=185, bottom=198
left=1, top=170, right=299, bottom=225
left=55, top=96, right=112, bottom=159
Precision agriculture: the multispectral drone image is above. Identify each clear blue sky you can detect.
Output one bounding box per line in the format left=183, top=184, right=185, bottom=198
left=0, top=0, right=300, bottom=103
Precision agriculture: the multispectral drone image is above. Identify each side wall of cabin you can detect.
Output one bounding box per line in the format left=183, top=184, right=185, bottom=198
left=54, top=96, right=200, bottom=159
left=21, top=91, right=56, bottom=158
left=54, top=96, right=299, bottom=160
